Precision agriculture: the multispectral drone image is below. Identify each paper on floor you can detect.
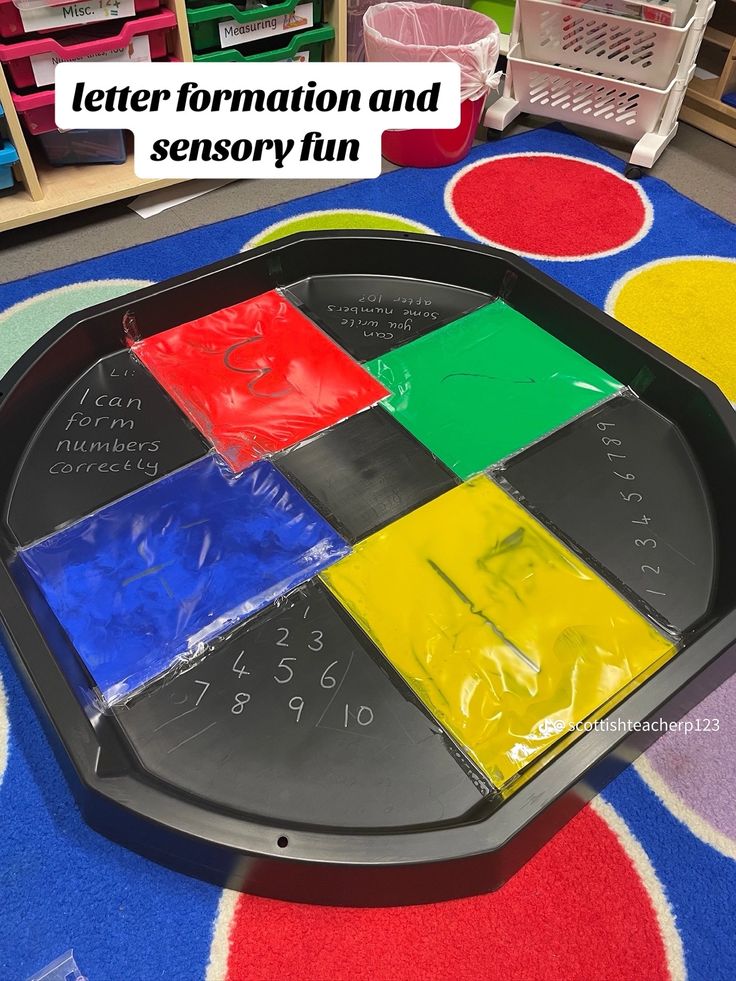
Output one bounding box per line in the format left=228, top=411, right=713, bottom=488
left=127, top=179, right=236, bottom=218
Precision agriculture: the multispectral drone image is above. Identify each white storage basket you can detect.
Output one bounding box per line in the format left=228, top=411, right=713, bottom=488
left=518, top=0, right=693, bottom=88
left=507, top=43, right=674, bottom=138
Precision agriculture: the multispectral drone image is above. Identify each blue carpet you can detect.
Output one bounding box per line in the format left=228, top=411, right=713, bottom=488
left=1, top=125, right=735, bottom=981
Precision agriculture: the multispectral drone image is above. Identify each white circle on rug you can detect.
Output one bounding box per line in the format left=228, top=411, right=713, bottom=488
left=445, top=152, right=653, bottom=261
left=206, top=890, right=240, bottom=981
left=0, top=279, right=154, bottom=379
left=242, top=209, right=437, bottom=251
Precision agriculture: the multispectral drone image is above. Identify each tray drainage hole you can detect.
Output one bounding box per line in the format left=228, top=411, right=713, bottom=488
left=277, top=835, right=289, bottom=849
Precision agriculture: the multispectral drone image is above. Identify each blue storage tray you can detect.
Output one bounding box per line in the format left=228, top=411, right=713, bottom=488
left=0, top=137, right=19, bottom=190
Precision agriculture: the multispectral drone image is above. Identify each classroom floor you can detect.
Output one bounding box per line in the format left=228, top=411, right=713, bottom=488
left=1, top=119, right=734, bottom=981
left=1, top=120, right=734, bottom=285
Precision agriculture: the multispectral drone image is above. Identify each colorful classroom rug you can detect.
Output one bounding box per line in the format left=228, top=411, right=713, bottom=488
left=1, top=125, right=735, bottom=981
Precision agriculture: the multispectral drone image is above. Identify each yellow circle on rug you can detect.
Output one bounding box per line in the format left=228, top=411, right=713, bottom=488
left=607, top=257, right=736, bottom=400
left=245, top=209, right=435, bottom=249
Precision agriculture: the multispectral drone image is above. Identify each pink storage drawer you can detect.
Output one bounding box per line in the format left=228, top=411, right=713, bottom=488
left=0, top=0, right=159, bottom=40
left=0, top=9, right=175, bottom=88
left=12, top=56, right=175, bottom=132
left=12, top=86, right=128, bottom=164
left=12, top=86, right=62, bottom=134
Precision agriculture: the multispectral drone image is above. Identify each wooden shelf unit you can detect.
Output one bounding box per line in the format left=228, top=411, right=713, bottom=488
left=0, top=150, right=182, bottom=230
left=681, top=0, right=736, bottom=145
left=0, top=0, right=346, bottom=232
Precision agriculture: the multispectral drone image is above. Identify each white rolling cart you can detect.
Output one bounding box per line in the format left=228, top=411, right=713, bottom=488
left=485, top=0, right=716, bottom=176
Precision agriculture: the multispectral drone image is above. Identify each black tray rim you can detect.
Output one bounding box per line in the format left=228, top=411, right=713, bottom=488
left=1, top=230, right=735, bottom=903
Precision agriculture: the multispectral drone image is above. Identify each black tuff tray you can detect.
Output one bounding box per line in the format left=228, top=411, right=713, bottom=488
left=1, top=231, right=735, bottom=906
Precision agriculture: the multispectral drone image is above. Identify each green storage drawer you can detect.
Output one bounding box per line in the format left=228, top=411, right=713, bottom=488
left=194, top=23, right=334, bottom=61
left=188, top=0, right=323, bottom=54
left=469, top=0, right=515, bottom=35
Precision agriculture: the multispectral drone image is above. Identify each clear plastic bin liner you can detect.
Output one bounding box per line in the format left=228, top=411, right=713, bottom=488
left=21, top=455, right=348, bottom=705
left=132, top=289, right=389, bottom=474
left=363, top=2, right=501, bottom=101
left=349, top=0, right=433, bottom=62
left=322, top=475, right=677, bottom=789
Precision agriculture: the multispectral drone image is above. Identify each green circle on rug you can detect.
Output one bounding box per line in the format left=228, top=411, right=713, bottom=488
left=0, top=280, right=152, bottom=379
left=247, top=210, right=436, bottom=249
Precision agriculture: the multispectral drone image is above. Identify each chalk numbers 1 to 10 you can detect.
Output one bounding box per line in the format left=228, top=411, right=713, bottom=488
left=217, top=616, right=375, bottom=730
left=168, top=603, right=378, bottom=731
left=271, top=622, right=375, bottom=730
left=597, top=420, right=666, bottom=600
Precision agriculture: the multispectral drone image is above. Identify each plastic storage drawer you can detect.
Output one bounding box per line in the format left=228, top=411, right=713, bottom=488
left=37, top=127, right=127, bottom=165
left=13, top=83, right=89, bottom=133
left=0, top=138, right=19, bottom=188
left=12, top=86, right=127, bottom=164
left=0, top=9, right=176, bottom=89
left=518, top=0, right=697, bottom=88
left=506, top=43, right=680, bottom=139
left=187, top=0, right=323, bottom=54
left=0, top=0, right=159, bottom=40
left=195, top=22, right=333, bottom=60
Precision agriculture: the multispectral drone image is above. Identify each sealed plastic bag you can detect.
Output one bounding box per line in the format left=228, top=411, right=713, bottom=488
left=21, top=455, right=348, bottom=705
left=322, top=475, right=677, bottom=790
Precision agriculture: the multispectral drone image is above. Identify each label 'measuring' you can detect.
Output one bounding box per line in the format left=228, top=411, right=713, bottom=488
left=218, top=3, right=314, bottom=49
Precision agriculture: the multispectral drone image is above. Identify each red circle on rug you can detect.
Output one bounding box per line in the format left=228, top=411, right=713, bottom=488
left=224, top=807, right=673, bottom=981
left=447, top=154, right=650, bottom=259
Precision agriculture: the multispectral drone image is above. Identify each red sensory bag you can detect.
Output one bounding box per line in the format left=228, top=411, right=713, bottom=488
left=132, top=290, right=389, bottom=472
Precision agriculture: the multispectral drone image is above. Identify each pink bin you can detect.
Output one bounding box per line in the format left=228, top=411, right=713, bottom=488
left=0, top=9, right=176, bottom=88
left=363, top=2, right=500, bottom=168
left=0, top=0, right=159, bottom=40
